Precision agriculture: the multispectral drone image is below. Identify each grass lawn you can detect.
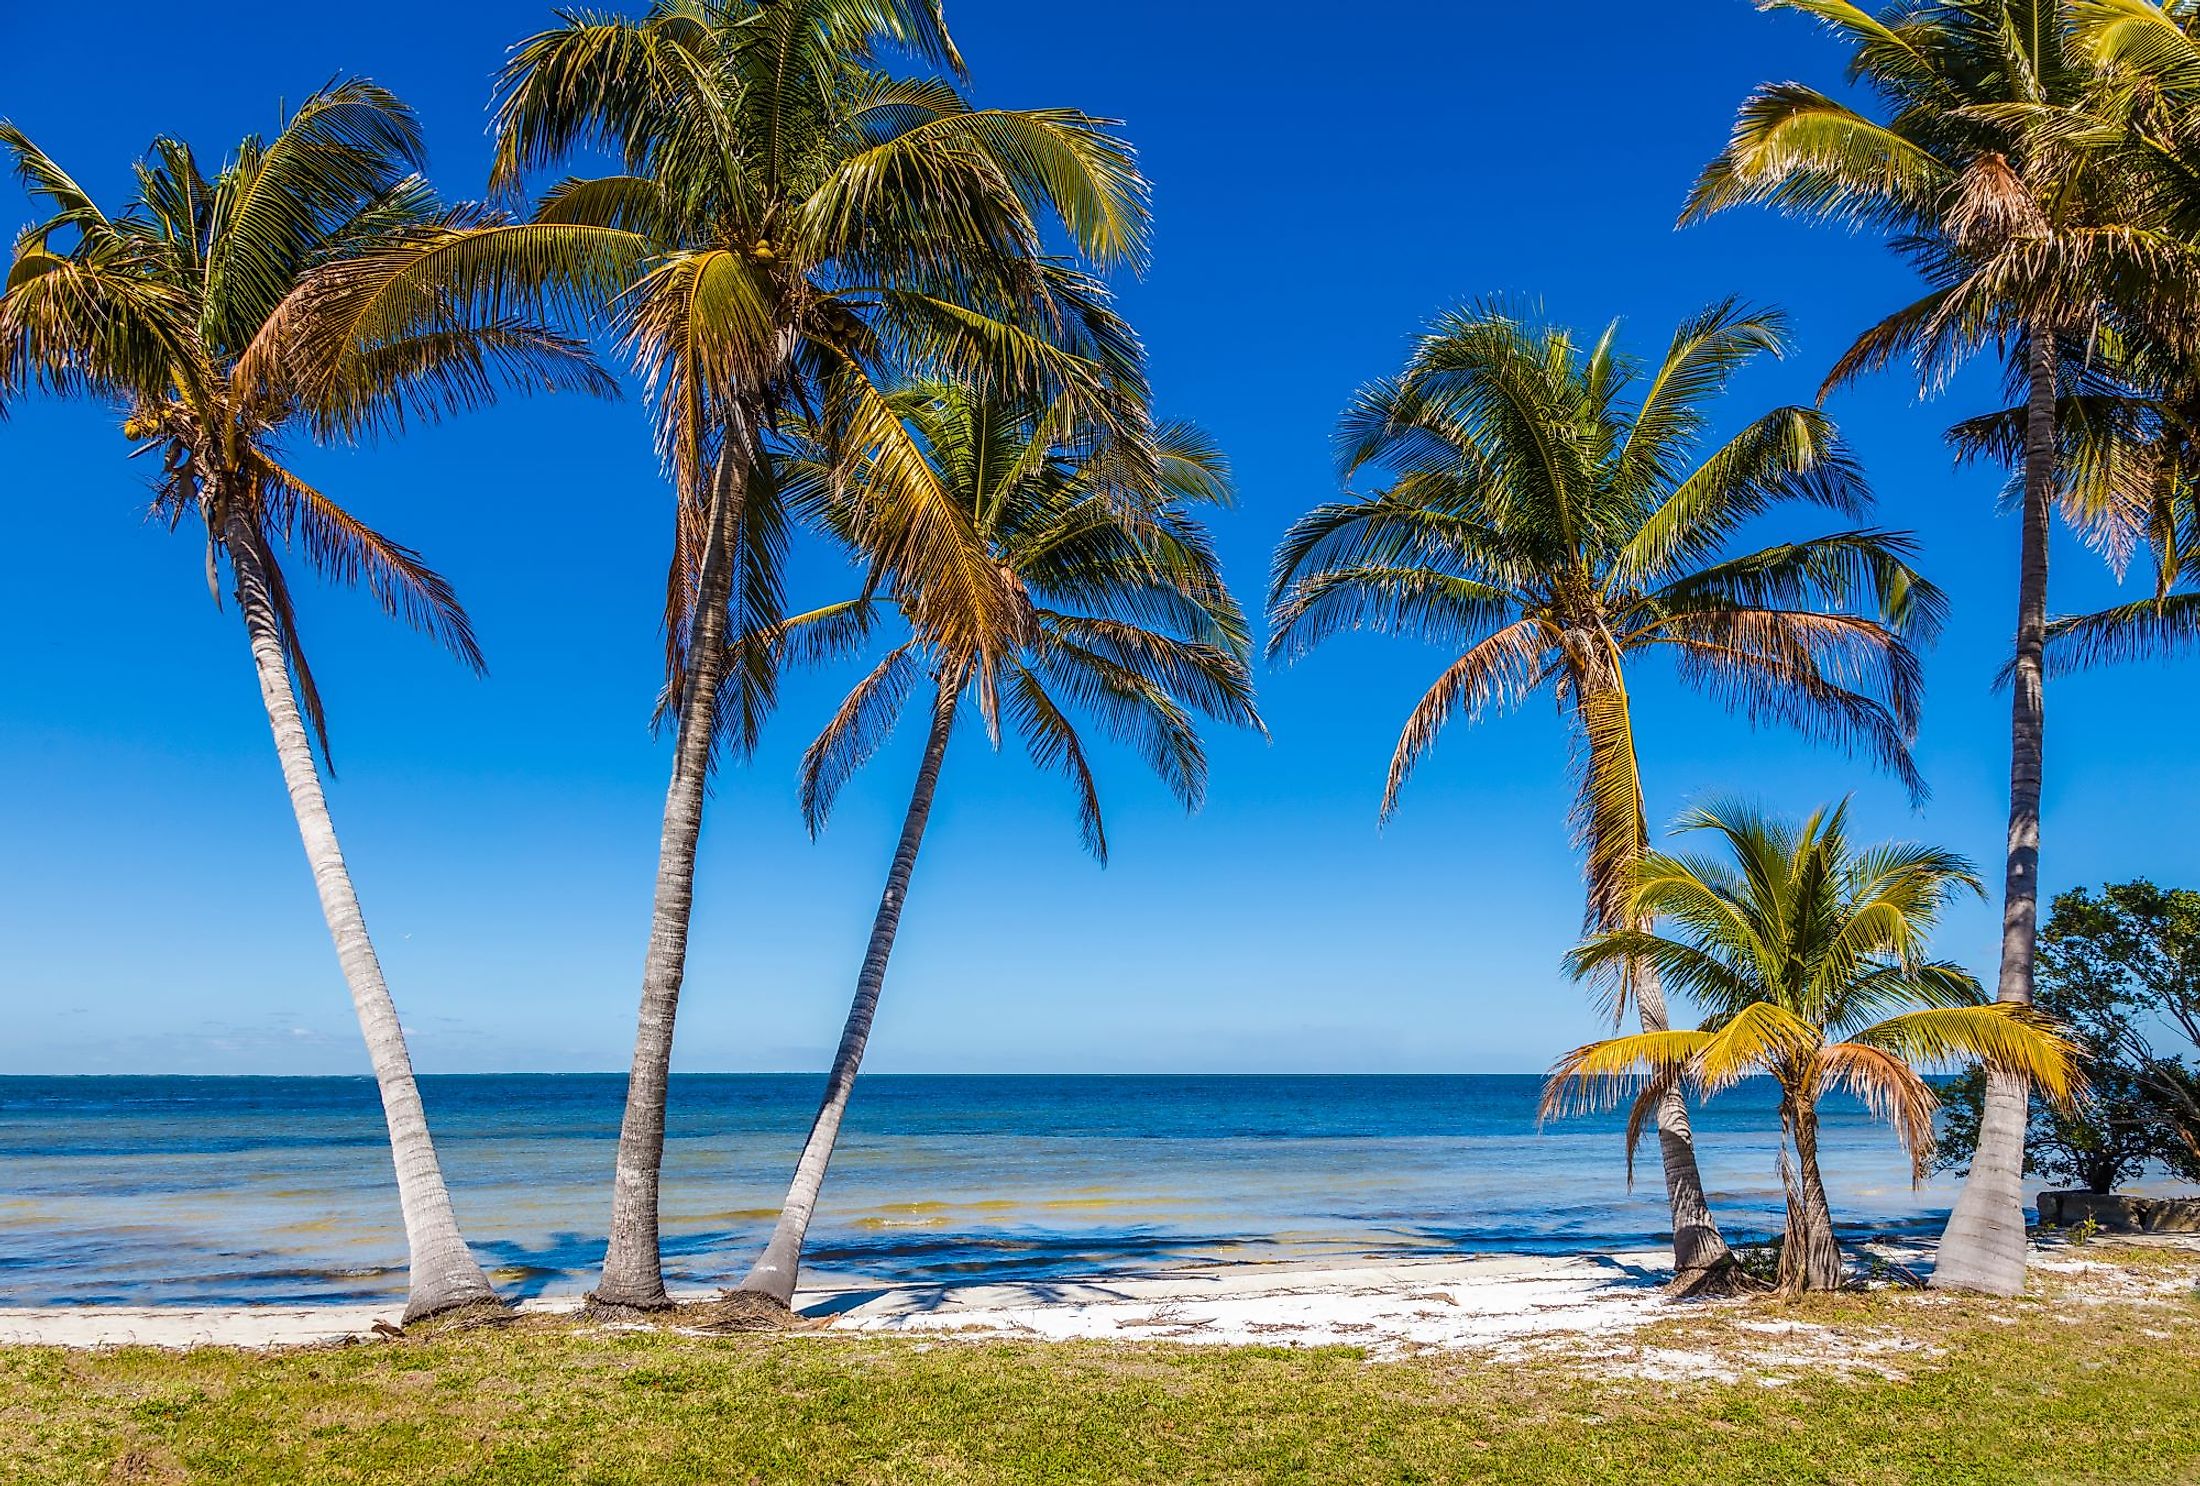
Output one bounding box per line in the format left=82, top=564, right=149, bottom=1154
left=9, top=1246, right=2197, bottom=1485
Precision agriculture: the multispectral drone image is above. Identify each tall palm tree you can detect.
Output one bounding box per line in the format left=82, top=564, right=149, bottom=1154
left=1685, top=0, right=2200, bottom=1294
left=1545, top=801, right=2077, bottom=1294
left=487, top=0, right=1154, bottom=1310
left=732, top=380, right=1261, bottom=1306
left=1269, top=299, right=1942, bottom=1291
left=0, top=85, right=616, bottom=1321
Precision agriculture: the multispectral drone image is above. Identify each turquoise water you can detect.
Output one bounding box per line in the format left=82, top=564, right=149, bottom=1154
left=0, top=1074, right=1962, bottom=1306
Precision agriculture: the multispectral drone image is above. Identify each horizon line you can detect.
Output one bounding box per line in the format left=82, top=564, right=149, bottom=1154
left=0, top=1068, right=1560, bottom=1080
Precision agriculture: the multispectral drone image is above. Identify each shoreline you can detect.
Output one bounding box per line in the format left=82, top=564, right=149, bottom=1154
left=0, top=1241, right=1871, bottom=1354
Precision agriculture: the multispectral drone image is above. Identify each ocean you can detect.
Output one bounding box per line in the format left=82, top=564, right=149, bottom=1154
left=0, top=1074, right=1964, bottom=1307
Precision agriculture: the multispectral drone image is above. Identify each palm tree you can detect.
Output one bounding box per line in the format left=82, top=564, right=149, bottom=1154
left=487, top=0, right=1155, bottom=1310
left=1269, top=299, right=1943, bottom=1291
left=1685, top=0, right=2200, bottom=1295
left=1545, top=801, right=2078, bottom=1294
left=731, top=380, right=1261, bottom=1306
left=0, top=85, right=615, bottom=1321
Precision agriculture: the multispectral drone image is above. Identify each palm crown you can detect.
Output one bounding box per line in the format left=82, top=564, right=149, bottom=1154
left=0, top=81, right=610, bottom=757
left=1268, top=299, right=1942, bottom=926
left=786, top=379, right=1262, bottom=857
left=1549, top=801, right=2072, bottom=1176
left=488, top=0, right=1154, bottom=745
left=1683, top=1, right=2200, bottom=404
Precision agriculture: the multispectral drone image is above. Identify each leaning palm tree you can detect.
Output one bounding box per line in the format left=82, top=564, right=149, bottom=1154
left=1545, top=800, right=2078, bottom=1294
left=488, top=0, right=1155, bottom=1310
left=0, top=86, right=615, bottom=1321
left=1269, top=299, right=1943, bottom=1291
left=732, top=380, right=1261, bottom=1306
left=1685, top=0, right=2200, bottom=1295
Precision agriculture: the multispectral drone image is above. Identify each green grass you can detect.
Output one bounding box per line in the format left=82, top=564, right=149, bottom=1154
left=10, top=1256, right=2198, bottom=1485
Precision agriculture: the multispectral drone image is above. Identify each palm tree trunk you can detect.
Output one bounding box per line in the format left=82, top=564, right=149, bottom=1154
left=227, top=517, right=497, bottom=1325
left=1934, top=323, right=2055, bottom=1298
left=594, top=440, right=747, bottom=1311
left=1574, top=664, right=1734, bottom=1287
left=739, top=672, right=961, bottom=1306
left=1633, top=964, right=1736, bottom=1288
left=1778, top=1098, right=1844, bottom=1295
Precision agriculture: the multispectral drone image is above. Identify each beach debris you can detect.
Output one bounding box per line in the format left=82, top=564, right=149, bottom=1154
left=685, top=1290, right=807, bottom=1333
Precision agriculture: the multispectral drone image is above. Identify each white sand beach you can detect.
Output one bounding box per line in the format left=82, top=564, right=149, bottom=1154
left=0, top=1242, right=1908, bottom=1355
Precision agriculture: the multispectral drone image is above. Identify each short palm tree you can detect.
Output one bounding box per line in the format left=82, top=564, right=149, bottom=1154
left=1685, top=0, right=2200, bottom=1295
left=487, top=0, right=1155, bottom=1310
left=0, top=86, right=614, bottom=1321
left=1269, top=299, right=1943, bottom=1290
left=732, top=379, right=1261, bottom=1305
left=1544, top=801, right=2079, bottom=1294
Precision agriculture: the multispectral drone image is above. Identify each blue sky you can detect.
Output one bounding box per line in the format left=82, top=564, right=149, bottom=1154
left=2, top=1, right=2193, bottom=1076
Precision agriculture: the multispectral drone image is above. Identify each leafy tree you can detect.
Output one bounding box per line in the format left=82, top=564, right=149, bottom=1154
left=486, top=0, right=1154, bottom=1310
left=732, top=380, right=1260, bottom=1305
left=1938, top=881, right=2200, bottom=1192
left=1269, top=299, right=1941, bottom=1289
left=1547, top=802, right=2078, bottom=1294
left=0, top=85, right=616, bottom=1320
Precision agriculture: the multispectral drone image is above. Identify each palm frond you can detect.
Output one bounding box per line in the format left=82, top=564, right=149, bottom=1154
left=1818, top=1041, right=1941, bottom=1181
left=1000, top=661, right=1107, bottom=860
left=1616, top=407, right=1870, bottom=585
left=1683, top=82, right=1951, bottom=232
left=204, top=79, right=425, bottom=345
left=255, top=456, right=484, bottom=673
left=2044, top=591, right=2200, bottom=671
left=1853, top=1004, right=2084, bottom=1102
left=1379, top=619, right=1553, bottom=822
left=798, top=643, right=923, bottom=833
left=1692, top=999, right=1822, bottom=1093
left=1540, top=1029, right=1718, bottom=1121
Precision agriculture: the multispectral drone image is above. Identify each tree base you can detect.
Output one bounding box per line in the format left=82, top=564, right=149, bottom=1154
left=399, top=1298, right=513, bottom=1334
left=582, top=1293, right=676, bottom=1322
left=1666, top=1255, right=1764, bottom=1299
left=684, top=1289, right=804, bottom=1332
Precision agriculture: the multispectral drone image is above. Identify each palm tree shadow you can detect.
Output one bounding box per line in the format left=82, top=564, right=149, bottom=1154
left=473, top=1231, right=609, bottom=1301
left=799, top=1276, right=1143, bottom=1320
left=1583, top=1253, right=1666, bottom=1286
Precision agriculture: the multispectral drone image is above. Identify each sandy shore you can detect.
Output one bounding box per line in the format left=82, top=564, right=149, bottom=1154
left=5, top=1237, right=2191, bottom=1367
left=0, top=1247, right=1720, bottom=1353
left=823, top=1249, right=1687, bottom=1355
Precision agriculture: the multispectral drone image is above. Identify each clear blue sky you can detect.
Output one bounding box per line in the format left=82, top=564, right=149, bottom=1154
left=1, top=1, right=2192, bottom=1076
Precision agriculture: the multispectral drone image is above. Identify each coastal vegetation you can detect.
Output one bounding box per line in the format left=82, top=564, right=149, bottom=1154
left=1544, top=801, right=2077, bottom=1293
left=1268, top=300, right=1942, bottom=1289
left=1937, top=880, right=2200, bottom=1192
left=6, top=0, right=2200, bottom=1378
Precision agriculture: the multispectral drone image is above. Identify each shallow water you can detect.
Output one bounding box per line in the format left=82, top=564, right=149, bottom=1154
left=0, top=1074, right=1962, bottom=1306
